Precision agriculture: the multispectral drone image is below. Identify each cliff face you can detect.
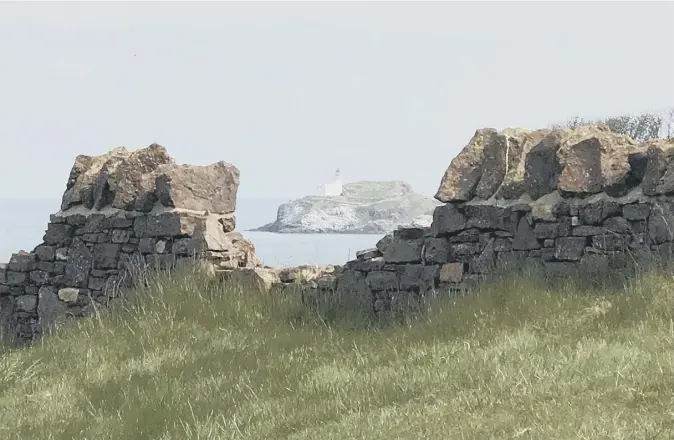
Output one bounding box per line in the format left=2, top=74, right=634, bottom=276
left=252, top=181, right=440, bottom=234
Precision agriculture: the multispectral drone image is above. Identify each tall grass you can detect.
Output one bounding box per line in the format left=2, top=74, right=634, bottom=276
left=1, top=258, right=674, bottom=440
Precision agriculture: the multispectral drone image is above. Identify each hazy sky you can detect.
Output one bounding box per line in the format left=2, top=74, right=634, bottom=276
left=1, top=2, right=672, bottom=200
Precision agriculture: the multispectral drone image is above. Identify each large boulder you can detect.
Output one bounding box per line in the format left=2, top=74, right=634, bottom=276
left=155, top=161, right=239, bottom=214
left=61, top=144, right=172, bottom=212
left=435, top=124, right=643, bottom=203
left=555, top=124, right=640, bottom=197
left=641, top=140, right=674, bottom=196
left=60, top=144, right=240, bottom=216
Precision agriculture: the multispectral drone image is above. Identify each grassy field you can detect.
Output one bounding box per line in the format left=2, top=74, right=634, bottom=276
left=1, top=262, right=674, bottom=440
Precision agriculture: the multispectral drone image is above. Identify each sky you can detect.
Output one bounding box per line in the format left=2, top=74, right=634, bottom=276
left=0, top=2, right=673, bottom=200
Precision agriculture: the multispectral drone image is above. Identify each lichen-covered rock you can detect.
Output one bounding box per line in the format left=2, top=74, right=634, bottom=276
left=435, top=124, right=643, bottom=203
left=556, top=125, right=640, bottom=197
left=435, top=128, right=512, bottom=202
left=61, top=144, right=173, bottom=212
left=59, top=143, right=241, bottom=217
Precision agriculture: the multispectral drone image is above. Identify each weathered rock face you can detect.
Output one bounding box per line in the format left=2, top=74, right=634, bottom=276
left=307, top=125, right=674, bottom=317
left=155, top=162, right=239, bottom=214
left=61, top=144, right=239, bottom=215
left=435, top=125, right=644, bottom=203
left=0, top=144, right=253, bottom=343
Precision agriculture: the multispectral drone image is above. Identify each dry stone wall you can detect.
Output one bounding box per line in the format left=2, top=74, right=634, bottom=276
left=307, top=125, right=674, bottom=315
left=0, top=144, right=260, bottom=343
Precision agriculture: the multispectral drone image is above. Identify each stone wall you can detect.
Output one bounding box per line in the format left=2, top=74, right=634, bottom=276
left=0, top=144, right=260, bottom=343
left=307, top=125, right=674, bottom=314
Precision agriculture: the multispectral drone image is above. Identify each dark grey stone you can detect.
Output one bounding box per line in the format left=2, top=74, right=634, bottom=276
left=43, top=223, right=74, bottom=246
left=53, top=262, right=66, bottom=274
left=5, top=271, right=27, bottom=286
left=494, top=237, right=512, bottom=252
left=622, top=203, right=651, bottom=221
left=552, top=201, right=571, bottom=217
left=111, top=229, right=133, bottom=244
left=121, top=244, right=137, bottom=253
left=65, top=214, right=88, bottom=226
left=554, top=237, right=587, bottom=261
left=345, top=257, right=386, bottom=272
left=580, top=201, right=622, bottom=226
left=29, top=270, right=50, bottom=286
left=397, top=264, right=438, bottom=292
left=533, top=219, right=571, bottom=239
left=464, top=205, right=510, bottom=231
left=375, top=234, right=393, bottom=253
left=423, top=238, right=450, bottom=265
left=138, top=238, right=156, bottom=254
left=450, top=242, right=483, bottom=262
left=572, top=226, right=607, bottom=236
left=603, top=217, right=631, bottom=235
left=93, top=243, right=121, bottom=270
left=394, top=227, right=426, bottom=240
left=37, top=286, right=69, bottom=334
left=133, top=212, right=186, bottom=238
left=591, top=235, right=629, bottom=252
left=469, top=238, right=495, bottom=274
left=432, top=204, right=466, bottom=236
left=366, top=271, right=399, bottom=291
left=382, top=238, right=423, bottom=264
left=88, top=277, right=107, bottom=291
left=81, top=233, right=101, bottom=243
left=8, top=253, right=36, bottom=272
left=103, top=217, right=134, bottom=229
left=356, top=248, right=381, bottom=260
left=528, top=248, right=555, bottom=262
left=512, top=217, right=540, bottom=250
left=64, top=238, right=93, bottom=288
left=82, top=214, right=105, bottom=234
left=629, top=221, right=648, bottom=234
left=523, top=133, right=563, bottom=199
left=449, top=229, right=480, bottom=243
left=16, top=295, right=38, bottom=313
left=34, top=245, right=56, bottom=262
left=648, top=202, right=674, bottom=245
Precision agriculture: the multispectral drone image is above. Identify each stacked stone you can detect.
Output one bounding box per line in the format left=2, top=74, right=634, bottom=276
left=306, top=124, right=674, bottom=315
left=0, top=144, right=259, bottom=343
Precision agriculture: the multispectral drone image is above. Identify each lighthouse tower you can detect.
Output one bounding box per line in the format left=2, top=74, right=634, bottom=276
left=320, top=169, right=343, bottom=196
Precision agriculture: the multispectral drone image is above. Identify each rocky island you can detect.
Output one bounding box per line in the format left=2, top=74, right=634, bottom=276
left=252, top=179, right=440, bottom=234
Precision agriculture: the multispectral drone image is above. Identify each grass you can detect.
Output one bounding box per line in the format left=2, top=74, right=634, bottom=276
left=1, top=259, right=674, bottom=440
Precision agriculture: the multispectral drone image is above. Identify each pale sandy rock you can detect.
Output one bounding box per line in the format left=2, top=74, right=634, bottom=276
left=436, top=124, right=645, bottom=203
left=57, top=288, right=79, bottom=303
left=228, top=267, right=280, bottom=292
left=155, top=161, right=239, bottom=214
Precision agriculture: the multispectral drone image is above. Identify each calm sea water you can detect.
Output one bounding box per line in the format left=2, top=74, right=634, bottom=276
left=0, top=198, right=379, bottom=267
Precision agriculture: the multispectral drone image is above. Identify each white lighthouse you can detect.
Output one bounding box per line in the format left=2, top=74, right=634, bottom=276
left=317, top=169, right=343, bottom=197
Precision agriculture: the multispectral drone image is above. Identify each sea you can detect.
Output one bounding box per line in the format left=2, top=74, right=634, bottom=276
left=0, top=198, right=380, bottom=267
